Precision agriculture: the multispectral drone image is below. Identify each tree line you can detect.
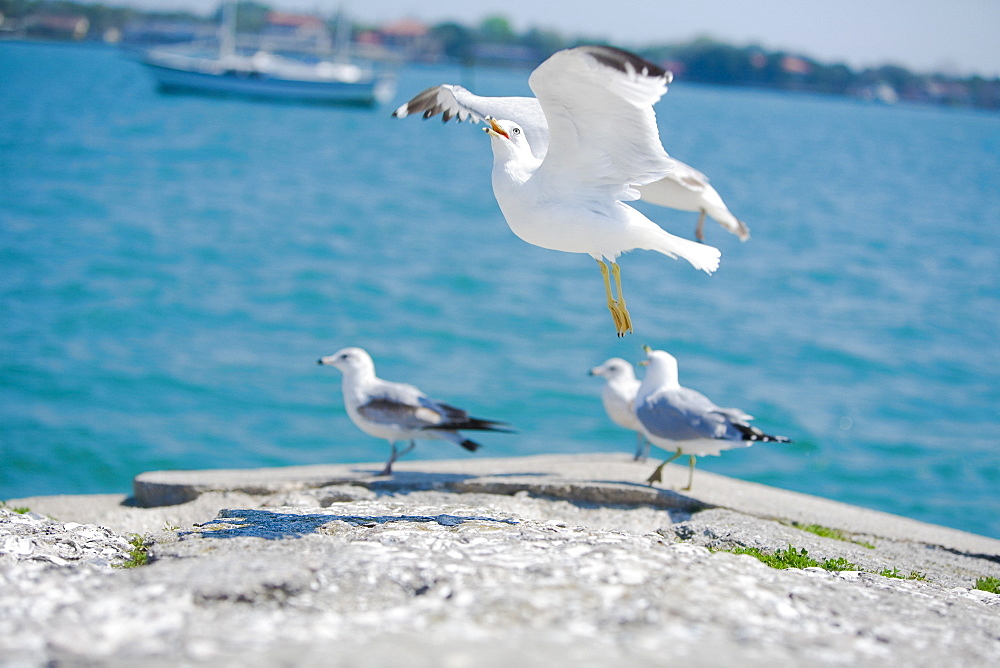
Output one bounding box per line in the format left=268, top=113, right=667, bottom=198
left=2, top=0, right=997, bottom=110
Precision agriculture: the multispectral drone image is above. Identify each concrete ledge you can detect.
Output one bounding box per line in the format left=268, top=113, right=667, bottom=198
left=119, top=452, right=998, bottom=558
left=4, top=453, right=999, bottom=666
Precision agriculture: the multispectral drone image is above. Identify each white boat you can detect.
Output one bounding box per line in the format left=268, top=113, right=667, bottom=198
left=140, top=49, right=395, bottom=106
left=138, top=5, right=394, bottom=106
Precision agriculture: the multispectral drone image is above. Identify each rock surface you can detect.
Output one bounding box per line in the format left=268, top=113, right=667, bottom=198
left=3, top=454, right=999, bottom=665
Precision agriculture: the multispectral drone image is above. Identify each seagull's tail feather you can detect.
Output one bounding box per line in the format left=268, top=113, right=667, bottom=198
left=732, top=422, right=792, bottom=444
left=459, top=438, right=481, bottom=452
left=431, top=430, right=485, bottom=452
left=640, top=224, right=722, bottom=274
left=423, top=418, right=513, bottom=455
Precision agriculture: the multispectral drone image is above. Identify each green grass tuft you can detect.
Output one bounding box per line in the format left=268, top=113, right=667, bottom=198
left=792, top=522, right=875, bottom=549
left=875, top=567, right=926, bottom=580
left=116, top=534, right=150, bottom=569
left=732, top=545, right=862, bottom=571
left=821, top=556, right=861, bottom=571
left=728, top=544, right=928, bottom=580
left=975, top=576, right=1000, bottom=594
left=1, top=501, right=31, bottom=514
left=732, top=545, right=820, bottom=570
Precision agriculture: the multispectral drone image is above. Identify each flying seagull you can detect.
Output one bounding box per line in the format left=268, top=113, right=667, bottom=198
left=635, top=346, right=791, bottom=490
left=467, top=46, right=721, bottom=335
left=318, top=347, right=512, bottom=475
left=589, top=357, right=650, bottom=461
left=394, top=68, right=750, bottom=244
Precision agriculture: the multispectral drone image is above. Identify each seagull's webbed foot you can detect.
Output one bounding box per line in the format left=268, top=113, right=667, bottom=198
left=598, top=260, right=634, bottom=337
left=599, top=260, right=627, bottom=333
left=695, top=210, right=706, bottom=243
left=611, top=262, right=633, bottom=335
left=645, top=450, right=683, bottom=487
left=645, top=463, right=666, bottom=486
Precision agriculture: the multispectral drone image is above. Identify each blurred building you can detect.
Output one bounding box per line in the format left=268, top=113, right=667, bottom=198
left=4, top=13, right=90, bottom=41
left=259, top=12, right=332, bottom=54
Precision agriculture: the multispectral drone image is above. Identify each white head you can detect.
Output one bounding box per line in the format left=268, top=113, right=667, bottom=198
left=640, top=346, right=680, bottom=390
left=483, top=117, right=533, bottom=160
left=317, top=347, right=375, bottom=377
left=589, top=357, right=637, bottom=383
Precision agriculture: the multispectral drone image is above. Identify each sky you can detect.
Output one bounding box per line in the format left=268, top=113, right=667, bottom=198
left=112, top=0, right=1000, bottom=77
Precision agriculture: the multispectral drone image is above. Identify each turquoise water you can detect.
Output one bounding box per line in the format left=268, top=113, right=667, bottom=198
left=2, top=41, right=998, bottom=538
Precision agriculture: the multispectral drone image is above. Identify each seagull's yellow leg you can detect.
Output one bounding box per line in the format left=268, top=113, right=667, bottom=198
left=681, top=455, right=697, bottom=491
left=695, top=210, right=707, bottom=243
left=610, top=262, right=633, bottom=335
left=598, top=260, right=627, bottom=335
left=646, top=450, right=683, bottom=486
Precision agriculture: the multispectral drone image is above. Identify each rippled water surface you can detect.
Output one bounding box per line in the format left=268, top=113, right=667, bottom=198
left=2, top=42, right=998, bottom=538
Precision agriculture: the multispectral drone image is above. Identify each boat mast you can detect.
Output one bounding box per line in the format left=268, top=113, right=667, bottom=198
left=333, top=8, right=350, bottom=63
left=219, top=1, right=236, bottom=59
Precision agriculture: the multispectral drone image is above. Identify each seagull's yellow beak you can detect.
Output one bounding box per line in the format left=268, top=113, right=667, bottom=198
left=484, top=117, right=509, bottom=139
left=639, top=344, right=652, bottom=366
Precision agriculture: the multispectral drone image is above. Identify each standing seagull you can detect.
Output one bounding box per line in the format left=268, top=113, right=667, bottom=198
left=318, top=347, right=512, bottom=475
left=477, top=46, right=721, bottom=336
left=394, top=77, right=749, bottom=243
left=589, top=357, right=650, bottom=461
left=636, top=346, right=791, bottom=490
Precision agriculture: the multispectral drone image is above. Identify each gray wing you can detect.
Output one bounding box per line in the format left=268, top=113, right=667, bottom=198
left=393, top=83, right=550, bottom=161
left=357, top=392, right=450, bottom=431
left=636, top=387, right=743, bottom=442
left=357, top=384, right=508, bottom=433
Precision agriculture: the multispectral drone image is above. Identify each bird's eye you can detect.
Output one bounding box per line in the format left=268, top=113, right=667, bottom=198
left=512, top=127, right=521, bottom=135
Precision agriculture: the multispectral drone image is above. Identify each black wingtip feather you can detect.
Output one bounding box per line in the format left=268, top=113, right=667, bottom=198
left=427, top=402, right=515, bottom=433
left=733, top=422, right=793, bottom=444
left=581, top=44, right=668, bottom=79
left=459, top=439, right=481, bottom=452
left=430, top=418, right=515, bottom=434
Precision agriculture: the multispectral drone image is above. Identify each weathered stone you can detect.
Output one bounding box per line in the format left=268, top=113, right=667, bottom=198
left=1, top=495, right=999, bottom=666
left=112, top=453, right=1000, bottom=559
left=3, top=455, right=999, bottom=666
left=0, top=508, right=133, bottom=568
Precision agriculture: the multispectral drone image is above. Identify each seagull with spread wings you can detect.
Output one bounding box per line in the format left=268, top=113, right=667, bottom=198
left=400, top=46, right=722, bottom=335
left=318, top=347, right=512, bottom=475
left=394, top=59, right=750, bottom=245
left=636, top=346, right=791, bottom=490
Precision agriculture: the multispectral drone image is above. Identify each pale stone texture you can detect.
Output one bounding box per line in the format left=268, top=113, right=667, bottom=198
left=3, top=454, right=999, bottom=666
